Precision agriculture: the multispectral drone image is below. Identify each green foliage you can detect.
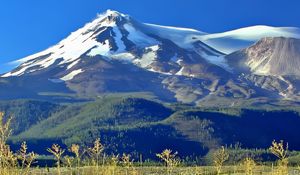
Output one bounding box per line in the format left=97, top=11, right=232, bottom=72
left=0, top=100, right=62, bottom=135
left=15, top=97, right=172, bottom=142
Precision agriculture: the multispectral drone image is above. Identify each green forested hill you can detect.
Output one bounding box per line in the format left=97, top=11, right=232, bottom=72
left=3, top=96, right=300, bottom=159
left=0, top=100, right=62, bottom=134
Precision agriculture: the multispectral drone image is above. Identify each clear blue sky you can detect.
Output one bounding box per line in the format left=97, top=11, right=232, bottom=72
left=1, top=0, right=300, bottom=73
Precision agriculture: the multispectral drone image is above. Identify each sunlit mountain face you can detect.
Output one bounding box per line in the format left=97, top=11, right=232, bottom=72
left=1, top=10, right=300, bottom=107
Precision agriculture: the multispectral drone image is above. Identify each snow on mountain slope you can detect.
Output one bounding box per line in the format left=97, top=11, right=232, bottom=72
left=144, top=23, right=206, bottom=49
left=3, top=10, right=126, bottom=77
left=4, top=9, right=300, bottom=82
left=2, top=10, right=228, bottom=80
left=3, top=10, right=300, bottom=105
left=198, top=25, right=300, bottom=54
left=2, top=10, right=156, bottom=78
left=61, top=69, right=84, bottom=81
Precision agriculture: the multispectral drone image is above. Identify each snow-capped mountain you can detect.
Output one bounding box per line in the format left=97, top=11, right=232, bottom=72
left=1, top=10, right=300, bottom=106
left=2, top=10, right=226, bottom=80
left=0, top=10, right=230, bottom=103
left=3, top=11, right=300, bottom=79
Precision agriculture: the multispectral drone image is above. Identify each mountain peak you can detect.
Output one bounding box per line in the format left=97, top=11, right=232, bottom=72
left=102, top=9, right=125, bottom=17
left=96, top=9, right=130, bottom=24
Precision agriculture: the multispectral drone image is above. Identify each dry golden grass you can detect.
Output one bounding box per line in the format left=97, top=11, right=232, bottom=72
left=17, top=141, right=37, bottom=175
left=269, top=140, right=289, bottom=175
left=0, top=112, right=16, bottom=175
left=213, top=146, right=229, bottom=175
left=241, top=157, right=256, bottom=175
left=156, top=149, right=181, bottom=175
left=47, top=144, right=65, bottom=175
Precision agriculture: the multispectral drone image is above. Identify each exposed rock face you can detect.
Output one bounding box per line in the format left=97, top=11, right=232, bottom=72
left=227, top=37, right=300, bottom=76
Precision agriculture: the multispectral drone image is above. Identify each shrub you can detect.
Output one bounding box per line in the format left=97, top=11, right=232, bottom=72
left=213, top=146, right=229, bottom=175
left=269, top=140, right=289, bottom=175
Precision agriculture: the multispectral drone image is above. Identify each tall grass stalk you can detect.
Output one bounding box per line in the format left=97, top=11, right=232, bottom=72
left=269, top=140, right=289, bottom=175
left=87, top=138, right=104, bottom=175
left=213, top=146, right=229, bottom=175
left=47, top=144, right=65, bottom=175
left=156, top=149, right=180, bottom=175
